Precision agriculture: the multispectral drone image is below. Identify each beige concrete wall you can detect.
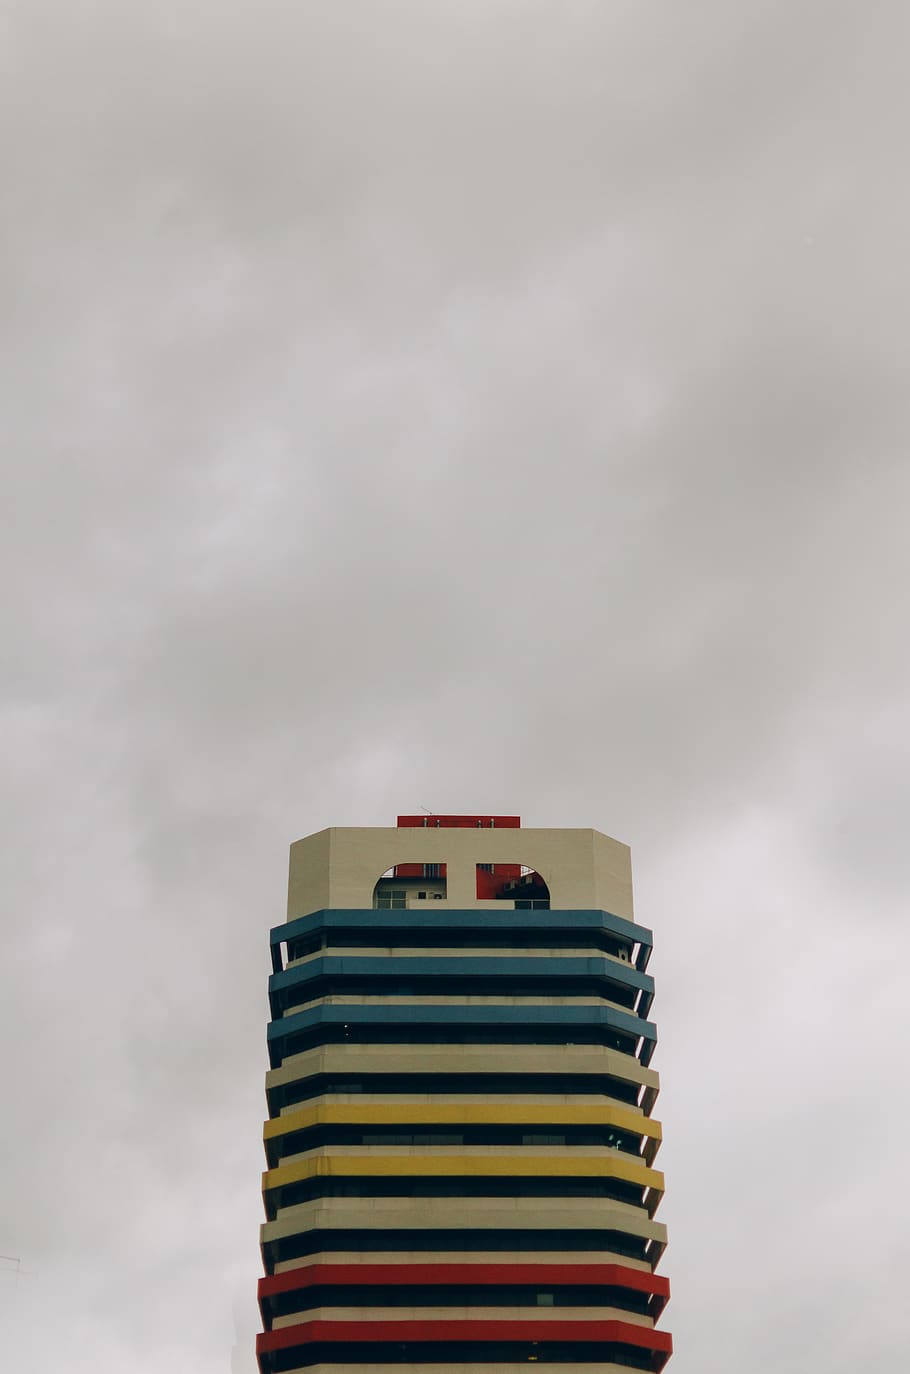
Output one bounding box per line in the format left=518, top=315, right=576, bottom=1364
left=266, top=1042, right=659, bottom=1107
left=287, top=946, right=636, bottom=966
left=271, top=1248, right=653, bottom=1274
left=274, top=1146, right=649, bottom=1169
left=262, top=1197, right=667, bottom=1246
left=269, top=1247, right=665, bottom=1274
left=272, top=1305, right=653, bottom=1330
left=281, top=994, right=641, bottom=1019
left=287, top=827, right=633, bottom=921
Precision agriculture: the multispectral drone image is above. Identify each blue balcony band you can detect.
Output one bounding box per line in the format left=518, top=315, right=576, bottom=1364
left=267, top=1001, right=658, bottom=1070
left=268, top=955, right=655, bottom=1021
left=270, top=909, right=654, bottom=974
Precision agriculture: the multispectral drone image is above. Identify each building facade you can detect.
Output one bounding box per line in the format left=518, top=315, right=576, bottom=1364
left=257, top=815, right=672, bottom=1373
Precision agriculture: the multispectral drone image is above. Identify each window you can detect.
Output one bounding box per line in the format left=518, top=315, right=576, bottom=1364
left=374, top=889, right=406, bottom=910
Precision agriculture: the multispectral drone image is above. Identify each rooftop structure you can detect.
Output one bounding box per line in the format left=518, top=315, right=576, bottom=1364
left=257, top=815, right=672, bottom=1373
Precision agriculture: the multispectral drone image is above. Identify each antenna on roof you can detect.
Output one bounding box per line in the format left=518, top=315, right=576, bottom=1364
left=419, top=806, right=433, bottom=815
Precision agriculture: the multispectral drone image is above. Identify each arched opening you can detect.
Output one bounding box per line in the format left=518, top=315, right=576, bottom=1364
left=476, top=863, right=550, bottom=909
left=373, top=862, right=447, bottom=909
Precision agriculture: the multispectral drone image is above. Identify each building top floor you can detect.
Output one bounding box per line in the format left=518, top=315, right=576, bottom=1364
left=287, top=816, right=633, bottom=922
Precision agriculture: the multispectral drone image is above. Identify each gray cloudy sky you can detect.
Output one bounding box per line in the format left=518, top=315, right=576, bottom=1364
left=3, top=1, right=909, bottom=1369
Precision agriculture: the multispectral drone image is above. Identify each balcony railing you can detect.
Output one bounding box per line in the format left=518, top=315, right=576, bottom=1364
left=372, top=895, right=551, bottom=911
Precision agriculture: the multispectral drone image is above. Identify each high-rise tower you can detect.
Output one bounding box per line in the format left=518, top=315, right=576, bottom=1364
left=257, top=815, right=672, bottom=1373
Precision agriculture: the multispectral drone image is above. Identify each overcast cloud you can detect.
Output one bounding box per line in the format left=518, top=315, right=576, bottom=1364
left=2, top=2, right=909, bottom=1370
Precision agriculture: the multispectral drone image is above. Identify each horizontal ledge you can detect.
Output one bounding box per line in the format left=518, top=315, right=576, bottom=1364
left=265, top=1101, right=661, bottom=1141
left=257, top=1317, right=672, bottom=1352
left=261, top=1199, right=667, bottom=1244
left=273, top=909, right=653, bottom=950
left=263, top=1153, right=663, bottom=1191
left=268, top=1365, right=657, bottom=1374
left=259, top=1261, right=669, bottom=1299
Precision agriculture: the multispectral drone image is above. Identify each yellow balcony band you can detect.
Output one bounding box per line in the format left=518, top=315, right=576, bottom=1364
left=264, top=1101, right=661, bottom=1143
left=263, top=1151, right=664, bottom=1196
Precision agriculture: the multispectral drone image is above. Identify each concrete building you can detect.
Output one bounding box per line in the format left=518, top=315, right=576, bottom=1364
left=257, top=815, right=672, bottom=1373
